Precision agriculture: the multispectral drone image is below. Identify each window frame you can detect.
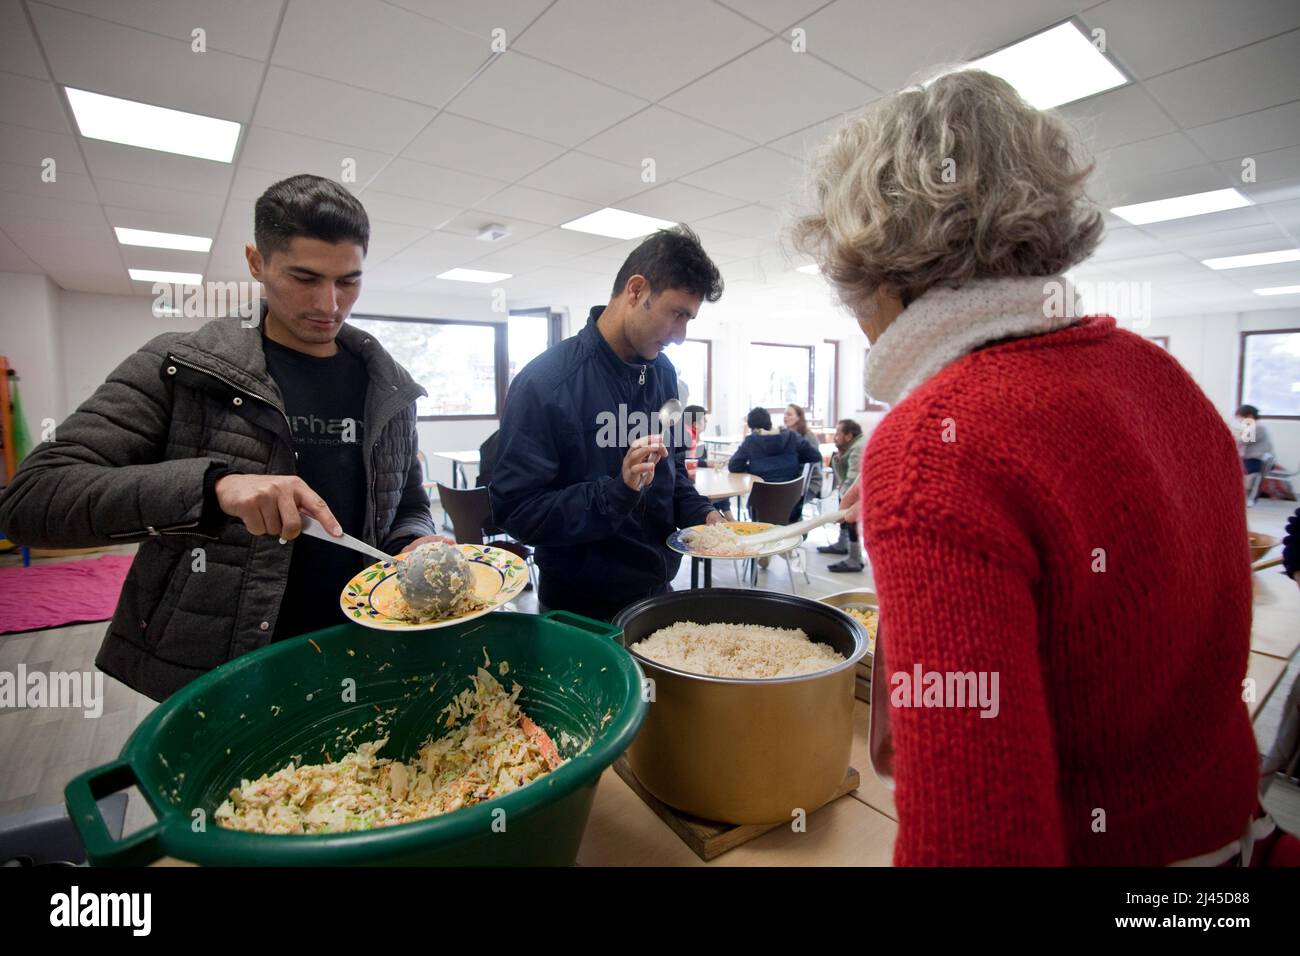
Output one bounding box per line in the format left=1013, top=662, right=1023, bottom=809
left=665, top=337, right=713, bottom=411
left=750, top=341, right=815, bottom=414
left=349, top=313, right=507, bottom=422
left=1237, top=328, right=1300, bottom=422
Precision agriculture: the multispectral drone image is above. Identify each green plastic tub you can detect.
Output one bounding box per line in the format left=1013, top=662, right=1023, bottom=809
left=66, top=610, right=646, bottom=866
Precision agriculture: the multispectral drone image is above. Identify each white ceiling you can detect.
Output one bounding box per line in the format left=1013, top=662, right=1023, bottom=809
left=0, top=0, right=1298, bottom=322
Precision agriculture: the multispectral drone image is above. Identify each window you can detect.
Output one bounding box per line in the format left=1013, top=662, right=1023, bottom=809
left=349, top=315, right=505, bottom=419
left=862, top=347, right=887, bottom=410
left=814, top=339, right=838, bottom=426
left=750, top=342, right=813, bottom=411
left=1239, top=329, right=1300, bottom=419
left=663, top=338, right=711, bottom=408
left=1146, top=336, right=1169, bottom=350
left=507, top=308, right=561, bottom=385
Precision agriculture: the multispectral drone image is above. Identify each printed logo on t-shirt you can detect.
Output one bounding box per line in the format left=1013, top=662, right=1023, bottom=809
left=288, top=415, right=365, bottom=447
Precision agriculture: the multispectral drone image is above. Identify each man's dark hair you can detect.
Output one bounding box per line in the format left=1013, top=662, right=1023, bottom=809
left=1236, top=405, right=1260, bottom=419
left=255, top=174, right=370, bottom=257
left=683, top=404, right=708, bottom=422
left=747, top=407, right=772, bottom=431
left=611, top=225, right=723, bottom=303
left=838, top=418, right=863, bottom=438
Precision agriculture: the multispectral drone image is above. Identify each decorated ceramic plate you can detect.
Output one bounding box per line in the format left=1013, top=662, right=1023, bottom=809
left=340, top=544, right=529, bottom=631
left=667, top=520, right=802, bottom=559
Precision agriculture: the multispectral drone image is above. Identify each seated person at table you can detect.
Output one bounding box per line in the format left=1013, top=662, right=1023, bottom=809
left=728, top=407, right=822, bottom=488
left=1235, top=404, right=1274, bottom=487
left=682, top=404, right=709, bottom=464
left=783, top=403, right=824, bottom=512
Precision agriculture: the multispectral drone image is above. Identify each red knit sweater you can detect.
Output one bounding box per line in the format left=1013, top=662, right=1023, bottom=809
left=861, top=315, right=1259, bottom=866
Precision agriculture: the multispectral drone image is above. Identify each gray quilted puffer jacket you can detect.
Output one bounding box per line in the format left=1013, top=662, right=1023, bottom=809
left=0, top=318, right=433, bottom=700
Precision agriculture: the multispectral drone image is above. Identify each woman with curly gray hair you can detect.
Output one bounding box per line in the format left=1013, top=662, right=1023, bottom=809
left=795, top=70, right=1278, bottom=866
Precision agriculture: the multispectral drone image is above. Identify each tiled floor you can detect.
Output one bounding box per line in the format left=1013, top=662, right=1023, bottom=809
left=2, top=497, right=1297, bottom=848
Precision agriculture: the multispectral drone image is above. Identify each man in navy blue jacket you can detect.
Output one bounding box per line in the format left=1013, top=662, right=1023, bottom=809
left=490, top=226, right=727, bottom=621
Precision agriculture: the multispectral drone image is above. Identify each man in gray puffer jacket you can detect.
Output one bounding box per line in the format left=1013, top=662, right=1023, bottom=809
left=0, top=175, right=441, bottom=700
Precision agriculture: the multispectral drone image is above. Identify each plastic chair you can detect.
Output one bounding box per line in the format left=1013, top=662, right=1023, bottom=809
left=1246, top=453, right=1275, bottom=506
left=744, top=473, right=811, bottom=593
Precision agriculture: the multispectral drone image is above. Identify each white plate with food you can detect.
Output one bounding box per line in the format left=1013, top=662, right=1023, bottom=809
left=340, top=542, right=529, bottom=631
left=667, top=520, right=802, bottom=559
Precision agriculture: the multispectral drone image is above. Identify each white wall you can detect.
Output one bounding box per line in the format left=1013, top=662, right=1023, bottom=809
left=0, top=272, right=62, bottom=448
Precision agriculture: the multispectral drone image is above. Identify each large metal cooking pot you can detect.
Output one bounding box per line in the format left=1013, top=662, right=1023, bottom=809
left=613, top=588, right=867, bottom=825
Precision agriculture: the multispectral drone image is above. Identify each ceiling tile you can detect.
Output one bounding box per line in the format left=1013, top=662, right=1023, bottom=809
left=518, top=152, right=649, bottom=205
left=0, top=73, right=73, bottom=134
left=238, top=127, right=392, bottom=183
left=579, top=106, right=754, bottom=181
left=766, top=111, right=859, bottom=160
left=385, top=0, right=553, bottom=40
left=1058, top=84, right=1178, bottom=153
left=38, top=0, right=279, bottom=60
left=1218, top=144, right=1300, bottom=188
left=681, top=147, right=806, bottom=203
left=272, top=0, right=488, bottom=107
left=102, top=203, right=222, bottom=238
left=403, top=112, right=566, bottom=181
left=513, top=0, right=771, bottom=101
left=0, top=187, right=104, bottom=225
left=617, top=182, right=749, bottom=222
left=363, top=219, right=430, bottom=264
left=30, top=2, right=260, bottom=120
left=474, top=184, right=598, bottom=226
left=713, top=0, right=830, bottom=33
left=1082, top=0, right=1300, bottom=79
left=254, top=67, right=438, bottom=154
left=661, top=38, right=875, bottom=143
left=1186, top=100, right=1300, bottom=161
left=81, top=140, right=235, bottom=196
left=1, top=1, right=49, bottom=79
left=798, top=0, right=1084, bottom=90
left=0, top=227, right=42, bottom=272
left=94, top=177, right=228, bottom=222
left=1143, top=29, right=1300, bottom=128
left=446, top=53, right=647, bottom=147
left=356, top=190, right=462, bottom=231
left=0, top=123, right=86, bottom=175
left=0, top=160, right=98, bottom=203
left=365, top=158, right=504, bottom=208
left=694, top=202, right=783, bottom=238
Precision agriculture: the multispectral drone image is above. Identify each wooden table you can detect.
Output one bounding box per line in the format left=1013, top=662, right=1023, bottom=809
left=577, top=697, right=897, bottom=865
left=684, top=470, right=760, bottom=588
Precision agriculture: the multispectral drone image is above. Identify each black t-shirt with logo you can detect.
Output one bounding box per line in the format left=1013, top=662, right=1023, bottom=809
left=262, top=336, right=369, bottom=641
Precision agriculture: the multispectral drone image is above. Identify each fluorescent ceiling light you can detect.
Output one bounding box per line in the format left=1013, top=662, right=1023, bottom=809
left=65, top=87, right=240, bottom=163
left=129, top=269, right=203, bottom=285
left=796, top=264, right=820, bottom=274
left=1110, top=188, right=1250, bottom=225
left=561, top=208, right=675, bottom=240
left=1254, top=285, right=1300, bottom=296
left=115, top=227, right=212, bottom=252
left=437, top=268, right=512, bottom=283
left=932, top=21, right=1127, bottom=110
left=1202, top=249, right=1300, bottom=270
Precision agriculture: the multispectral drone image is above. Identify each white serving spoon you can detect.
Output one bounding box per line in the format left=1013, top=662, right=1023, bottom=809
left=285, top=513, right=393, bottom=563
left=723, top=508, right=849, bottom=547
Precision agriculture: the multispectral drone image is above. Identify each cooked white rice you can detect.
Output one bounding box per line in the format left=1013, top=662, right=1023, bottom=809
left=631, top=621, right=844, bottom=679
left=682, top=524, right=759, bottom=555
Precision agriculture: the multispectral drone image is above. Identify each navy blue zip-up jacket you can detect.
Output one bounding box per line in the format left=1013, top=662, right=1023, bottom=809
left=489, top=307, right=716, bottom=620
left=728, top=430, right=821, bottom=483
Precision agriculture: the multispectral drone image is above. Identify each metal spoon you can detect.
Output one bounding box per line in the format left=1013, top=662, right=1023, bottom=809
left=637, top=398, right=682, bottom=491
left=286, top=513, right=393, bottom=563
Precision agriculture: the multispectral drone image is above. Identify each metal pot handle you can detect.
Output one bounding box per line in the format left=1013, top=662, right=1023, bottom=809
left=540, top=609, right=622, bottom=640
left=868, top=619, right=896, bottom=791
left=65, top=758, right=167, bottom=866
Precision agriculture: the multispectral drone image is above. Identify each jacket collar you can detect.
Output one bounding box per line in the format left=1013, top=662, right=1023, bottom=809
left=583, top=305, right=653, bottom=380
left=864, top=276, right=1080, bottom=406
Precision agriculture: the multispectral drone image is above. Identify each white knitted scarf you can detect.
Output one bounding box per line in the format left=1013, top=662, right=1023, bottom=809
left=863, top=276, right=1079, bottom=406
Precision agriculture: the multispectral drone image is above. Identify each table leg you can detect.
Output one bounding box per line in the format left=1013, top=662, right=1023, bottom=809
left=453, top=462, right=465, bottom=489
left=704, top=557, right=712, bottom=587
left=691, top=557, right=699, bottom=589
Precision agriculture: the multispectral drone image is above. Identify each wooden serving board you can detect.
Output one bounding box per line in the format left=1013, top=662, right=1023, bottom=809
left=612, top=758, right=861, bottom=862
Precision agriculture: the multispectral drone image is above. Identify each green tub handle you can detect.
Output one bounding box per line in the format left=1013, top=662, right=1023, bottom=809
left=65, top=758, right=166, bottom=867
left=540, top=609, right=622, bottom=640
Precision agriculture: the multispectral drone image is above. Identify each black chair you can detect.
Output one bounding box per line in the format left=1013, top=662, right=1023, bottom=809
left=435, top=482, right=535, bottom=591
left=744, top=474, right=810, bottom=592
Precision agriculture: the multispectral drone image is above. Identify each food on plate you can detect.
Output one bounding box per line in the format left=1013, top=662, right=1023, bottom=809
left=631, top=621, right=844, bottom=679
left=844, top=606, right=878, bottom=654
left=214, top=666, right=564, bottom=834
left=392, top=541, right=487, bottom=621
left=682, top=523, right=762, bottom=555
